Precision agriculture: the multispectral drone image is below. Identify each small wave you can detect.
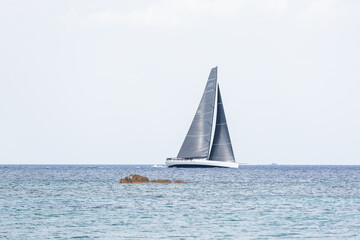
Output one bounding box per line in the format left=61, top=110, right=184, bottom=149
left=151, top=165, right=165, bottom=168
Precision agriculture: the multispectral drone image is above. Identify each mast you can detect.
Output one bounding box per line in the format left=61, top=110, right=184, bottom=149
left=208, top=85, right=235, bottom=162
left=177, top=67, right=218, bottom=159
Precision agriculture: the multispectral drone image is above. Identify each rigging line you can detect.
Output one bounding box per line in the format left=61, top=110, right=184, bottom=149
left=204, top=138, right=210, bottom=143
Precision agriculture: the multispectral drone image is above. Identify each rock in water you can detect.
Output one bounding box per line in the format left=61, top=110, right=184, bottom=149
left=150, top=179, right=172, bottom=183
left=173, top=180, right=187, bottom=183
left=119, top=174, right=149, bottom=183
left=119, top=174, right=187, bottom=183
left=118, top=178, right=131, bottom=183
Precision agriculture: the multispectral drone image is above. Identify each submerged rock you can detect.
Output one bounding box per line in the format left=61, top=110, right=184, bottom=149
left=151, top=179, right=172, bottom=183
left=119, top=174, right=187, bottom=183
left=173, top=180, right=187, bottom=183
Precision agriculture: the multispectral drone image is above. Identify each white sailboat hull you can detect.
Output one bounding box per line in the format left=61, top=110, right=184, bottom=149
left=165, top=159, right=239, bottom=168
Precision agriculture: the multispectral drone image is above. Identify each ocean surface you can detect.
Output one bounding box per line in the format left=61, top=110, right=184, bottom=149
left=0, top=165, right=359, bottom=239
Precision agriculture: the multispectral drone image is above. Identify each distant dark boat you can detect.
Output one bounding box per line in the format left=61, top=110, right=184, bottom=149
left=166, top=67, right=238, bottom=168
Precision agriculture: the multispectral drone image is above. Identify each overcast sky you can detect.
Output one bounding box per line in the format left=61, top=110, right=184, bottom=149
left=1, top=0, right=359, bottom=165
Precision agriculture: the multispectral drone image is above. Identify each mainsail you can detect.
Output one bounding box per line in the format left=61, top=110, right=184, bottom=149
left=208, top=86, right=235, bottom=162
left=177, top=67, right=218, bottom=159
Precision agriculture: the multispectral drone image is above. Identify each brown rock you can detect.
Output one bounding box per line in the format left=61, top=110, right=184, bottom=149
left=119, top=174, right=149, bottom=183
left=173, top=180, right=187, bottom=183
left=119, top=177, right=131, bottom=183
left=119, top=174, right=186, bottom=184
left=151, top=179, right=172, bottom=183
left=129, top=174, right=149, bottom=183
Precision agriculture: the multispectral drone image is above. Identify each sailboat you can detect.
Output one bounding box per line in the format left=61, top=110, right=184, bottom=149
left=166, top=67, right=238, bottom=168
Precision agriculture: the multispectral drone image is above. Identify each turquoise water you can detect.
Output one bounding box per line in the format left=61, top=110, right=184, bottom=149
left=0, top=165, right=359, bottom=239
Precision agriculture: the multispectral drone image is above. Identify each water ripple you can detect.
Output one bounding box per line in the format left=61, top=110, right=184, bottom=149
left=0, top=165, right=359, bottom=239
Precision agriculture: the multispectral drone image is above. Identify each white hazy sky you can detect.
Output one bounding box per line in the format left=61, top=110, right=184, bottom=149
left=1, top=0, right=360, bottom=165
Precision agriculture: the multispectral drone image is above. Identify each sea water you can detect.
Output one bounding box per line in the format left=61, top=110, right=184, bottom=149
left=0, top=165, right=359, bottom=239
